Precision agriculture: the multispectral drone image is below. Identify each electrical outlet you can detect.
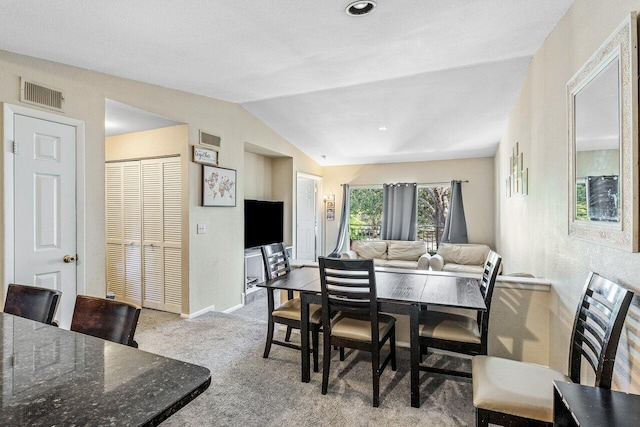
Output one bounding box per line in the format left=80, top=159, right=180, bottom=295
left=197, top=224, right=206, bottom=234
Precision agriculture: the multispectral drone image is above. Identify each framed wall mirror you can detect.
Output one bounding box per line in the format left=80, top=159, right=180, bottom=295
left=568, top=12, right=639, bottom=252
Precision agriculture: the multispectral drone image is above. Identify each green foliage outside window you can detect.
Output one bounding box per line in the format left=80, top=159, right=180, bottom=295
left=576, top=182, right=588, bottom=221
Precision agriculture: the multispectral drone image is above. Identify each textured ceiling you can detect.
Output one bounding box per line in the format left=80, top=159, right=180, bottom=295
left=0, top=0, right=574, bottom=165
left=105, top=100, right=182, bottom=137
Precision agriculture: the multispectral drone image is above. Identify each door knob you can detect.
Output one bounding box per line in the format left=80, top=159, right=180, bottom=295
left=63, top=254, right=77, bottom=263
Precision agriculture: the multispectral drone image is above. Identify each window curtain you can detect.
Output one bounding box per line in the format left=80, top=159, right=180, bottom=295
left=328, top=184, right=350, bottom=258
left=441, top=180, right=468, bottom=243
left=380, top=183, right=417, bottom=241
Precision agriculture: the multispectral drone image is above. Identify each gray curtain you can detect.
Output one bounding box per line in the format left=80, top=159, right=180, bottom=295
left=380, top=183, right=417, bottom=241
left=328, top=184, right=350, bottom=258
left=441, top=180, right=468, bottom=243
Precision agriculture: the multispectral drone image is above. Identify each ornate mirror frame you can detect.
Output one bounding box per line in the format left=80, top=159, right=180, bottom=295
left=568, top=12, right=639, bottom=252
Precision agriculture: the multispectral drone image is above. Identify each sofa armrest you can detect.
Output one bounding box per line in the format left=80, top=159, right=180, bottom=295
left=417, top=253, right=431, bottom=270
left=341, top=250, right=358, bottom=259
left=429, top=254, right=444, bottom=271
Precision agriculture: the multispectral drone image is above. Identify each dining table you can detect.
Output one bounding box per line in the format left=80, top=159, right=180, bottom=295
left=0, top=312, right=211, bottom=426
left=260, top=265, right=486, bottom=408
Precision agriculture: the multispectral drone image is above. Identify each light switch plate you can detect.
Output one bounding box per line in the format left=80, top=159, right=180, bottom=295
left=197, top=224, right=206, bottom=234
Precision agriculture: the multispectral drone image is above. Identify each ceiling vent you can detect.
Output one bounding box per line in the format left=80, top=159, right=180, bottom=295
left=20, top=78, right=65, bottom=112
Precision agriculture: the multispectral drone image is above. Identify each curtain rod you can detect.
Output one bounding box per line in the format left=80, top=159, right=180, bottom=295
left=340, top=180, right=469, bottom=186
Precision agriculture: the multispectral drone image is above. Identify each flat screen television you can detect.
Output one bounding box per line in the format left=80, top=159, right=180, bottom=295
left=244, top=199, right=284, bottom=249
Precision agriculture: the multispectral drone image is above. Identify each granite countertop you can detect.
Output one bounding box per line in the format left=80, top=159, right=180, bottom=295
left=0, top=313, right=211, bottom=426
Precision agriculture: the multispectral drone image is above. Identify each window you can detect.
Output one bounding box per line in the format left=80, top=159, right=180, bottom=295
left=416, top=186, right=450, bottom=253
left=348, top=184, right=450, bottom=253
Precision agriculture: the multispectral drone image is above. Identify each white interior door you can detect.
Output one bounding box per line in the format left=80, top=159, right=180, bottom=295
left=296, top=176, right=317, bottom=261
left=14, top=114, right=76, bottom=328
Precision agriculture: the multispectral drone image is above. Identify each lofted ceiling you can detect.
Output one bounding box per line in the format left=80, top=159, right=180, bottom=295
left=0, top=0, right=574, bottom=165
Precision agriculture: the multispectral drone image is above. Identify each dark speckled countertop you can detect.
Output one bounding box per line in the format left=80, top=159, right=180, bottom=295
left=0, top=313, right=211, bottom=426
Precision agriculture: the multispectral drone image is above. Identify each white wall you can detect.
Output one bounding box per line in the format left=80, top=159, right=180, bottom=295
left=0, top=49, right=322, bottom=314
left=495, top=0, right=640, bottom=391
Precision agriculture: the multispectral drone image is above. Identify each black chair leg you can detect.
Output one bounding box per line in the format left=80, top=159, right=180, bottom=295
left=285, top=326, right=293, bottom=342
left=475, top=408, right=489, bottom=427
left=322, top=335, right=331, bottom=395
left=339, top=347, right=345, bottom=361
left=390, top=328, right=397, bottom=371
left=312, top=326, right=319, bottom=372
left=263, top=318, right=274, bottom=358
left=372, top=348, right=380, bottom=407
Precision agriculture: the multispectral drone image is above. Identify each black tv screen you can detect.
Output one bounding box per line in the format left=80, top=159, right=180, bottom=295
left=244, top=199, right=284, bottom=249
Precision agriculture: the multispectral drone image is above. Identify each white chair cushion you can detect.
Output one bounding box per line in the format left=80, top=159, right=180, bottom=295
left=419, top=310, right=481, bottom=344
left=272, top=298, right=322, bottom=324
left=331, top=313, right=396, bottom=342
left=472, top=355, right=571, bottom=423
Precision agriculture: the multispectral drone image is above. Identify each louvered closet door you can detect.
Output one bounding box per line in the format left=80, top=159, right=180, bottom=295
left=105, top=161, right=142, bottom=305
left=141, top=157, right=182, bottom=313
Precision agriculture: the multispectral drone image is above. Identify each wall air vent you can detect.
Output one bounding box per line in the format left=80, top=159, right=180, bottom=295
left=20, top=78, right=65, bottom=112
left=199, top=130, right=221, bottom=147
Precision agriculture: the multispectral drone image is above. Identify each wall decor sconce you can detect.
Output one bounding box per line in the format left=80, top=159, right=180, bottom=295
left=507, top=142, right=528, bottom=197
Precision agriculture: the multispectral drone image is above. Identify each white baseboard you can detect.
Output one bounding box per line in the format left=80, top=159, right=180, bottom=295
left=181, top=304, right=216, bottom=319
left=223, top=303, right=244, bottom=313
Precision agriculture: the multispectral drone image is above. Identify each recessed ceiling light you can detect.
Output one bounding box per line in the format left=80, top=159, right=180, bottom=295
left=378, top=126, right=387, bottom=131
left=345, top=1, right=376, bottom=16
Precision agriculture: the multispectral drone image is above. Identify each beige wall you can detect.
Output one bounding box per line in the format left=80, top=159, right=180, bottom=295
left=106, top=125, right=190, bottom=313
left=244, top=151, right=273, bottom=200
left=323, top=157, right=495, bottom=256
left=0, top=49, right=322, bottom=314
left=495, top=0, right=640, bottom=391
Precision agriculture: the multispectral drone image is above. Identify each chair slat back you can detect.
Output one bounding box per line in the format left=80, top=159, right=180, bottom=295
left=477, top=251, right=501, bottom=346
left=4, top=283, right=61, bottom=325
left=318, top=257, right=378, bottom=342
left=568, top=272, right=633, bottom=388
left=71, top=295, right=141, bottom=347
left=261, top=242, right=291, bottom=280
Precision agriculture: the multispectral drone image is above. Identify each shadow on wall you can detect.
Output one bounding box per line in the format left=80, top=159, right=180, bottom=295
left=489, top=286, right=552, bottom=366
left=491, top=288, right=535, bottom=360
left=613, top=297, right=640, bottom=393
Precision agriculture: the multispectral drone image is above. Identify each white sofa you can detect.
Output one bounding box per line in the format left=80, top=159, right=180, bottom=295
left=341, top=240, right=431, bottom=270
left=429, top=242, right=495, bottom=274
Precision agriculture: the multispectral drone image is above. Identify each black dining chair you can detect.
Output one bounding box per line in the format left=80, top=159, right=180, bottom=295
left=261, top=242, right=321, bottom=371
left=70, top=295, right=141, bottom=347
left=472, top=271, right=634, bottom=426
left=419, top=251, right=501, bottom=377
left=4, top=283, right=62, bottom=325
left=318, top=256, right=397, bottom=407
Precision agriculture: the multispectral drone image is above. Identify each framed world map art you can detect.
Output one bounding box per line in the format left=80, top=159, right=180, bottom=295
left=203, top=165, right=236, bottom=207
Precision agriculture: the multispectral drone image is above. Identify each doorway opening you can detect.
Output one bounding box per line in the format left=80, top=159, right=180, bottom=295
left=104, top=100, right=188, bottom=315
left=296, top=173, right=322, bottom=262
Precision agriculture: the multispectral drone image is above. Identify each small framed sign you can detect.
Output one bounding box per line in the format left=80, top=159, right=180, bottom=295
left=193, top=146, right=219, bottom=166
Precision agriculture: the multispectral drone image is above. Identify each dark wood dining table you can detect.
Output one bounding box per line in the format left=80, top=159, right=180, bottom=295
left=0, top=312, right=211, bottom=426
left=260, top=265, right=486, bottom=408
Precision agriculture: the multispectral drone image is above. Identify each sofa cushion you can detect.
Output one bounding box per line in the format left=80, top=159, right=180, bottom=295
left=387, top=241, right=426, bottom=261
left=351, top=240, right=388, bottom=260
left=442, top=264, right=485, bottom=274
left=437, top=243, right=489, bottom=265
left=372, top=258, right=389, bottom=268
left=386, top=259, right=419, bottom=269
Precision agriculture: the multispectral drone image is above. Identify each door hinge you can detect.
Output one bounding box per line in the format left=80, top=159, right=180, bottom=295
left=12, top=141, right=17, bottom=154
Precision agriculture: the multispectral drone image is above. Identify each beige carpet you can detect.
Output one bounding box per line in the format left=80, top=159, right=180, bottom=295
left=135, top=296, right=475, bottom=426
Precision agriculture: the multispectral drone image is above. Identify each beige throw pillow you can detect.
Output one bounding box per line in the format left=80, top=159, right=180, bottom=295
left=387, top=241, right=426, bottom=261
left=352, top=240, right=388, bottom=260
